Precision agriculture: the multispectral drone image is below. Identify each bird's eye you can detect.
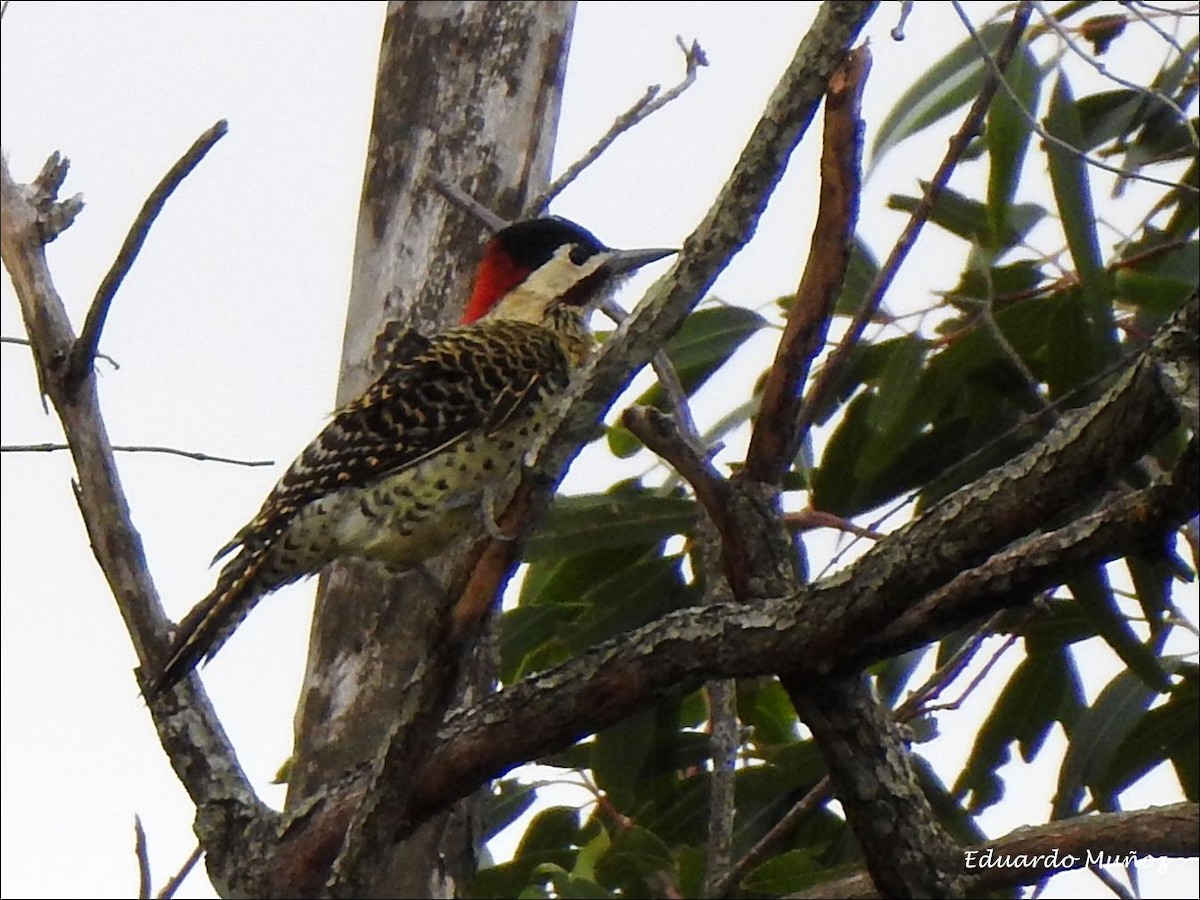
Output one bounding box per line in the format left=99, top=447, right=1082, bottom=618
left=569, top=244, right=595, bottom=266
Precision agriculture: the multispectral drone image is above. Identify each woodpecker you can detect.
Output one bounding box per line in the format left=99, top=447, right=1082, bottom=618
left=150, top=216, right=674, bottom=696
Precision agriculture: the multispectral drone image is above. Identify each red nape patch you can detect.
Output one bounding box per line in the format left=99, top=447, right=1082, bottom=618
left=461, top=242, right=531, bottom=324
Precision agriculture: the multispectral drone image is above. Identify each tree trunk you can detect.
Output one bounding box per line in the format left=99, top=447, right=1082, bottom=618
left=285, top=4, right=574, bottom=896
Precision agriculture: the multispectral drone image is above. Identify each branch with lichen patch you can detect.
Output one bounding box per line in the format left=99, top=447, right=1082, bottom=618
left=0, top=142, right=276, bottom=899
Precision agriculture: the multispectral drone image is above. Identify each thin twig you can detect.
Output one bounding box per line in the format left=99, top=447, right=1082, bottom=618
left=156, top=845, right=204, bottom=900
left=890, top=0, right=915, bottom=41
left=66, top=120, right=228, bottom=388
left=952, top=1, right=1198, bottom=195
left=782, top=509, right=883, bottom=541
left=622, top=407, right=733, bottom=544
left=601, top=298, right=703, bottom=445
left=1, top=442, right=272, bottom=467
left=134, top=816, right=152, bottom=900
left=3, top=334, right=120, bottom=368
left=797, top=2, right=1035, bottom=443
left=711, top=775, right=834, bottom=897
left=921, top=630, right=1022, bottom=714
left=1121, top=2, right=1195, bottom=62
left=1087, top=863, right=1137, bottom=900
left=429, top=176, right=509, bottom=232
left=527, top=37, right=708, bottom=213
left=894, top=612, right=1010, bottom=718
left=703, top=678, right=738, bottom=899
left=1131, top=2, right=1200, bottom=18
left=968, top=293, right=1056, bottom=413
left=1031, top=0, right=1198, bottom=151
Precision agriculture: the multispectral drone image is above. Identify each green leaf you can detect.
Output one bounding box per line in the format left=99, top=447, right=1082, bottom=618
left=1093, top=675, right=1198, bottom=800
left=1054, top=669, right=1158, bottom=818
left=1045, top=290, right=1108, bottom=394
left=1044, top=73, right=1115, bottom=327
left=555, top=877, right=614, bottom=900
left=517, top=806, right=581, bottom=856
left=500, top=603, right=578, bottom=682
left=605, top=422, right=643, bottom=459
left=757, top=739, right=828, bottom=787
left=572, top=828, right=611, bottom=883
left=566, top=554, right=693, bottom=651
left=987, top=43, right=1041, bottom=244
left=916, top=755, right=989, bottom=847
left=631, top=305, right=768, bottom=410
left=605, top=306, right=766, bottom=458
left=521, top=543, right=654, bottom=607
left=949, top=259, right=1046, bottom=303
left=675, top=845, right=707, bottom=900
left=526, top=491, right=697, bottom=561
left=468, top=807, right=582, bottom=900
left=871, top=21, right=1011, bottom=166
left=480, top=779, right=539, bottom=843
left=1076, top=89, right=1148, bottom=153
left=1069, top=568, right=1169, bottom=692
left=811, top=392, right=873, bottom=515
left=889, top=186, right=1044, bottom=252
left=740, top=678, right=800, bottom=746
left=594, top=826, right=675, bottom=894
left=834, top=236, right=881, bottom=316
left=954, top=639, right=1083, bottom=813
left=864, top=336, right=927, bottom=438
left=1114, top=267, right=1198, bottom=316
left=1022, top=599, right=1099, bottom=648
left=592, top=707, right=659, bottom=808
left=742, top=848, right=827, bottom=894
left=1126, top=554, right=1175, bottom=634
left=876, top=647, right=929, bottom=707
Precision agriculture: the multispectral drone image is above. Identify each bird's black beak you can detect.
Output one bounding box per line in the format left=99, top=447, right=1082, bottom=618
left=602, top=246, right=677, bottom=277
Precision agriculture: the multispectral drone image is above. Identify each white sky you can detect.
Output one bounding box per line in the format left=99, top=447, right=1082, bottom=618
left=2, top=2, right=1196, bottom=898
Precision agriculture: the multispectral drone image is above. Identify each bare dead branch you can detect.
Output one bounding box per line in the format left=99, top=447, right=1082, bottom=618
left=1, top=442, right=272, bottom=467
left=66, top=120, right=228, bottom=388
left=429, top=176, right=509, bottom=233
left=528, top=36, right=708, bottom=213
left=134, top=816, right=152, bottom=900
left=157, top=844, right=204, bottom=900
left=797, top=2, right=1034, bottom=443
left=31, top=153, right=86, bottom=242
left=2, top=334, right=119, bottom=368
left=782, top=509, right=883, bottom=540
left=745, top=44, right=869, bottom=484
left=1, top=147, right=276, bottom=897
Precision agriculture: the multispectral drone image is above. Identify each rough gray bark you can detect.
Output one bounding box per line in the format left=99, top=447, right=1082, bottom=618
left=282, top=3, right=574, bottom=897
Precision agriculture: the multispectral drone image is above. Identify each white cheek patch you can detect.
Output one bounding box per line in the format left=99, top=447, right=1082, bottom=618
left=485, top=244, right=609, bottom=324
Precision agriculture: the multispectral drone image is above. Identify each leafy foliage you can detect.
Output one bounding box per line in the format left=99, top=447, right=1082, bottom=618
left=473, top=7, right=1198, bottom=897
